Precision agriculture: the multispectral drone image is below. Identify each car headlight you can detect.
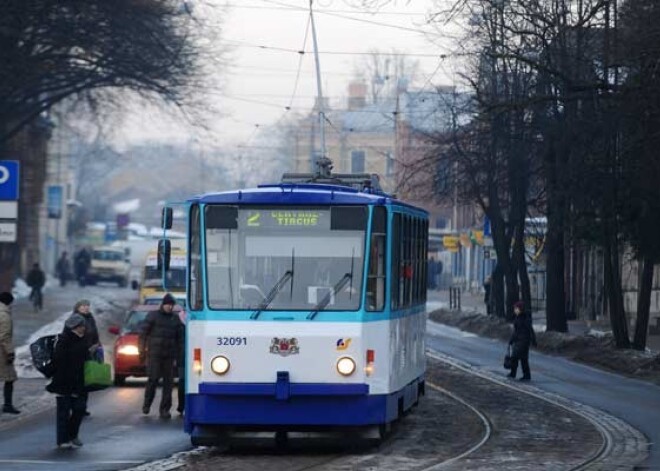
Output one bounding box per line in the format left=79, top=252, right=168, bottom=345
left=210, top=355, right=230, bottom=375
left=117, top=345, right=140, bottom=356
left=336, top=356, right=356, bottom=376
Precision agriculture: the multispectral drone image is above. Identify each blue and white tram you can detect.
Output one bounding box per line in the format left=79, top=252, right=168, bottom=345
left=178, top=175, right=428, bottom=445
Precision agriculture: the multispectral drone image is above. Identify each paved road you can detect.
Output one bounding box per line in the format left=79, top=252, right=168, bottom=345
left=0, top=383, right=189, bottom=471
left=425, top=299, right=660, bottom=470
left=0, top=283, right=191, bottom=471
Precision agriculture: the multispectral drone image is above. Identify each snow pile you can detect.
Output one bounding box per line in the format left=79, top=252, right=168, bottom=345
left=428, top=307, right=660, bottom=386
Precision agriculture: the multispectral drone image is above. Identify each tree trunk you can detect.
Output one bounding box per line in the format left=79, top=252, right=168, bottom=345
left=492, top=263, right=505, bottom=319
left=514, top=224, right=532, bottom=311
left=633, top=256, right=654, bottom=350
left=0, top=245, right=17, bottom=292
left=604, top=232, right=631, bottom=348
left=545, top=185, right=568, bottom=332
left=491, top=216, right=518, bottom=321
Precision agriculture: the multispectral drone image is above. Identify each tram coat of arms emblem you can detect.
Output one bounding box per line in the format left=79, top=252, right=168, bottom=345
left=269, top=337, right=300, bottom=356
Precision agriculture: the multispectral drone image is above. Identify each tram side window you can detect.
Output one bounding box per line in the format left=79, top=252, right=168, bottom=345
left=391, top=213, right=401, bottom=310
left=367, top=207, right=387, bottom=312
left=422, top=220, right=429, bottom=302
left=189, top=204, right=203, bottom=310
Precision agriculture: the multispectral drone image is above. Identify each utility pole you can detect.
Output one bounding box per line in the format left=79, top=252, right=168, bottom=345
left=309, top=0, right=327, bottom=172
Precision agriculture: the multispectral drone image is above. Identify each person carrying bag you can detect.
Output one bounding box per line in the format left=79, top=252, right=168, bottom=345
left=83, top=359, right=111, bottom=392
left=507, top=301, right=537, bottom=381
left=503, top=344, right=513, bottom=370
left=45, top=314, right=89, bottom=449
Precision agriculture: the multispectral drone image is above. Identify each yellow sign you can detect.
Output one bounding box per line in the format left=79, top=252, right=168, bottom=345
left=473, top=230, right=484, bottom=246
left=270, top=210, right=320, bottom=226
left=443, top=236, right=460, bottom=253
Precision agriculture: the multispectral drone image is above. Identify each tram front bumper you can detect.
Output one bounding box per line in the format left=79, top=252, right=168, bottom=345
left=185, top=378, right=395, bottom=430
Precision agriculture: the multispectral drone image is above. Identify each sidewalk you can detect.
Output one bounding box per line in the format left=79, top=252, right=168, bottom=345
left=430, top=288, right=660, bottom=353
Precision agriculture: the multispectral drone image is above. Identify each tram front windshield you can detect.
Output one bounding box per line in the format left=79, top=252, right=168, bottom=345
left=205, top=206, right=366, bottom=311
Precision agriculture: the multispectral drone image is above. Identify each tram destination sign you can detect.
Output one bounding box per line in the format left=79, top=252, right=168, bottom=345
left=241, top=209, right=330, bottom=231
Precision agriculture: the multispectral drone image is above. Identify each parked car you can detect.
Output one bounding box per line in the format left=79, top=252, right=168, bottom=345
left=108, top=304, right=184, bottom=385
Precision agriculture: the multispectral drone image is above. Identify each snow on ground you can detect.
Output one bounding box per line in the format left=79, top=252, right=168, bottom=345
left=12, top=275, right=59, bottom=300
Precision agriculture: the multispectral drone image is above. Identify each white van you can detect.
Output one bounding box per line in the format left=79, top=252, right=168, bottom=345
left=87, top=246, right=131, bottom=287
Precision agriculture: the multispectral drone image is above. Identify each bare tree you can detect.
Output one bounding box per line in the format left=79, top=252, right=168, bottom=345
left=0, top=0, right=208, bottom=144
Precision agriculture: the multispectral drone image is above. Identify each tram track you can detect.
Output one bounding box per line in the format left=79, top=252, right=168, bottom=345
left=426, top=349, right=648, bottom=470
left=122, top=350, right=648, bottom=471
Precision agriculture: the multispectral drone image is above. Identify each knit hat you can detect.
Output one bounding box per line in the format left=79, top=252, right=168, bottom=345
left=0, top=292, right=14, bottom=306
left=74, top=299, right=91, bottom=312
left=162, top=293, right=176, bottom=305
left=65, top=313, right=86, bottom=330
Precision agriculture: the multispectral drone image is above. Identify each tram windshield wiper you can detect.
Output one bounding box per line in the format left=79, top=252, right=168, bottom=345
left=307, top=273, right=353, bottom=320
left=251, top=249, right=295, bottom=320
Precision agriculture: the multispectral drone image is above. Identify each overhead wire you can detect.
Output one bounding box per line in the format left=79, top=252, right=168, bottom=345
left=224, top=38, right=454, bottom=58
left=230, top=3, right=430, bottom=16
left=256, top=0, right=448, bottom=43
left=230, top=10, right=312, bottom=150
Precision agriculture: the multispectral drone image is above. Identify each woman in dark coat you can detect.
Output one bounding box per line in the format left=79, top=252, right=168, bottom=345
left=47, top=314, right=89, bottom=448
left=73, top=299, right=101, bottom=416
left=508, top=301, right=537, bottom=381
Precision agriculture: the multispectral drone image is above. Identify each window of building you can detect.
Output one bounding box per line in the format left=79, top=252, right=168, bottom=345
left=386, top=151, right=394, bottom=176
left=351, top=150, right=365, bottom=173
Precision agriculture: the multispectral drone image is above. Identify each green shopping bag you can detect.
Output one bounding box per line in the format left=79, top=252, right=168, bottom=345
left=84, top=360, right=112, bottom=391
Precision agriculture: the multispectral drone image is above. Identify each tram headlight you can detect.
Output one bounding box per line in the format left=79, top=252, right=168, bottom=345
left=210, top=355, right=230, bottom=375
left=336, top=356, right=356, bottom=376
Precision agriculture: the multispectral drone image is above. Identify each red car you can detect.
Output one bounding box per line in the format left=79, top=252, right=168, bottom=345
left=108, top=304, right=184, bottom=385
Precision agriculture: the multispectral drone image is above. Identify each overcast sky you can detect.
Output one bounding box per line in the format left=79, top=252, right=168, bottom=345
left=113, top=0, right=459, bottom=148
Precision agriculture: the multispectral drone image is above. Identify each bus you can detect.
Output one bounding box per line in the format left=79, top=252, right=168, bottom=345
left=136, top=247, right=187, bottom=304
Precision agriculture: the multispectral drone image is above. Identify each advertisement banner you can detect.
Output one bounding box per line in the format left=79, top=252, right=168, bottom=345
left=47, top=185, right=63, bottom=219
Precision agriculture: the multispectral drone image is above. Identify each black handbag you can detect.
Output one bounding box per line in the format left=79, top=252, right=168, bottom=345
left=503, top=345, right=513, bottom=370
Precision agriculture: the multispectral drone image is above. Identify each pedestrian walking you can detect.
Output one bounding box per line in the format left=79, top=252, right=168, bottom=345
left=73, top=299, right=101, bottom=416
left=74, top=248, right=91, bottom=287
left=176, top=313, right=185, bottom=416
left=0, top=292, right=20, bottom=414
left=27, top=263, right=46, bottom=311
left=46, top=314, right=88, bottom=448
left=139, top=293, right=183, bottom=419
left=427, top=256, right=438, bottom=290
left=56, top=252, right=71, bottom=287
left=483, top=276, right=493, bottom=315
left=507, top=301, right=537, bottom=381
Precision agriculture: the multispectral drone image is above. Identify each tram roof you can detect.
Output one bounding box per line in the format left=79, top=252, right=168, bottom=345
left=188, top=183, right=427, bottom=214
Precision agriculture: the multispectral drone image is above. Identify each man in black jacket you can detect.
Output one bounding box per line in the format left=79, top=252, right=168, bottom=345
left=139, top=293, right=182, bottom=419
left=26, top=263, right=45, bottom=310
left=508, top=301, right=537, bottom=381
left=47, top=314, right=88, bottom=448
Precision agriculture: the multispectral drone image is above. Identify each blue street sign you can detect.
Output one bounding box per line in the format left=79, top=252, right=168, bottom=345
left=484, top=216, right=491, bottom=237
left=0, top=160, right=20, bottom=201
